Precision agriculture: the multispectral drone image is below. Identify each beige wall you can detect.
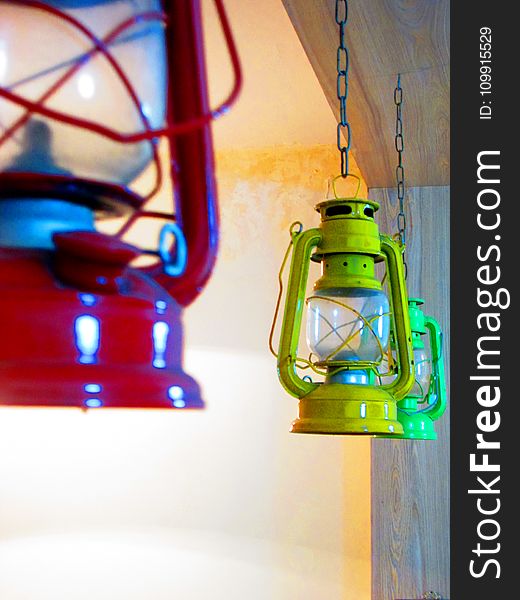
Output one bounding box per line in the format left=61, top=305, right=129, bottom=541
left=0, top=145, right=370, bottom=600
left=202, top=0, right=340, bottom=150
left=0, top=0, right=373, bottom=596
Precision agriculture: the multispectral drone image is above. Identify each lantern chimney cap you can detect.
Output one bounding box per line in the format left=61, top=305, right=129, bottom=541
left=408, top=298, right=427, bottom=335
left=409, top=297, right=425, bottom=307
left=316, top=198, right=380, bottom=222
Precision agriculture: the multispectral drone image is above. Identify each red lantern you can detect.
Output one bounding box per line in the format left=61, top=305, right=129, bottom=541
left=0, top=0, right=241, bottom=408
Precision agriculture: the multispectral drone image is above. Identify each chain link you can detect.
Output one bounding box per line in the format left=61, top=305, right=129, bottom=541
left=393, top=74, right=408, bottom=278
left=394, top=73, right=407, bottom=246
left=336, top=0, right=350, bottom=177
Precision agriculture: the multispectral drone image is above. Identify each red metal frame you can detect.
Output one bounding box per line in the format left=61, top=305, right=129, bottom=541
left=0, top=0, right=242, bottom=305
left=0, top=0, right=242, bottom=408
left=156, top=0, right=219, bottom=306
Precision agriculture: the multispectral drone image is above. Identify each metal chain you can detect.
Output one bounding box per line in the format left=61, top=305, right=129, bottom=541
left=336, top=0, right=350, bottom=177
left=394, top=73, right=407, bottom=245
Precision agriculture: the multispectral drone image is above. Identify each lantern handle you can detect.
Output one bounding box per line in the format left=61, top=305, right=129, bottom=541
left=277, top=228, right=322, bottom=399
left=331, top=173, right=362, bottom=200
left=379, top=234, right=415, bottom=401
left=422, top=315, right=447, bottom=420
left=144, top=0, right=225, bottom=306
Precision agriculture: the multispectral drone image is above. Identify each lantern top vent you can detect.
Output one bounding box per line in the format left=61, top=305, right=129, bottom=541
left=316, top=198, right=379, bottom=223
left=312, top=197, right=382, bottom=259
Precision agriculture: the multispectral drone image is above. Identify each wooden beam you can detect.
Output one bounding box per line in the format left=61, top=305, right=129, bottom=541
left=282, top=0, right=449, bottom=187
left=370, top=186, right=450, bottom=599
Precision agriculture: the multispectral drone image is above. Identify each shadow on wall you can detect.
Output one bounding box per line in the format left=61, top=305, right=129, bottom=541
left=0, top=349, right=347, bottom=600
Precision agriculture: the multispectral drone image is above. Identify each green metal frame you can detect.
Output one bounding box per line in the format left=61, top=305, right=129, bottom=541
left=276, top=198, right=414, bottom=436
left=392, top=302, right=447, bottom=440
left=424, top=315, right=447, bottom=420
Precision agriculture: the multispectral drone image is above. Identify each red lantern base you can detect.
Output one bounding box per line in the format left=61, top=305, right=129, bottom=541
left=0, top=241, right=203, bottom=410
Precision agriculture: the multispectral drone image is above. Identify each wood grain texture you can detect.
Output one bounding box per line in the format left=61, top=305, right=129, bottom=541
left=281, top=0, right=449, bottom=188
left=370, top=186, right=450, bottom=600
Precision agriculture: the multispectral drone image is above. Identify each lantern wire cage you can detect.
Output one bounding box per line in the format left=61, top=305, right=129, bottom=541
left=269, top=179, right=402, bottom=386
left=269, top=231, right=397, bottom=383
left=0, top=0, right=242, bottom=238
left=406, top=342, right=444, bottom=415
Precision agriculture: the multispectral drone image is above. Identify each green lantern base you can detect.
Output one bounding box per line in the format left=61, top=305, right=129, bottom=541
left=392, top=411, right=437, bottom=440
left=290, top=383, right=404, bottom=436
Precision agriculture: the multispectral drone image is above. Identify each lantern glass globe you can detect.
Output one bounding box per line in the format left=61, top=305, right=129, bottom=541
left=411, top=347, right=431, bottom=398
left=0, top=0, right=166, bottom=185
left=306, top=287, right=390, bottom=364
left=378, top=345, right=431, bottom=396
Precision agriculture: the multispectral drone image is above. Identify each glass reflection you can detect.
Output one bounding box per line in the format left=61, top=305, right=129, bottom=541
left=152, top=321, right=169, bottom=369
left=74, top=314, right=100, bottom=364
left=168, top=385, right=185, bottom=408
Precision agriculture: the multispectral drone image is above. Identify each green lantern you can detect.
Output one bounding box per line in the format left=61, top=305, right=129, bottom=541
left=274, top=179, right=415, bottom=436
left=390, top=299, right=447, bottom=439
